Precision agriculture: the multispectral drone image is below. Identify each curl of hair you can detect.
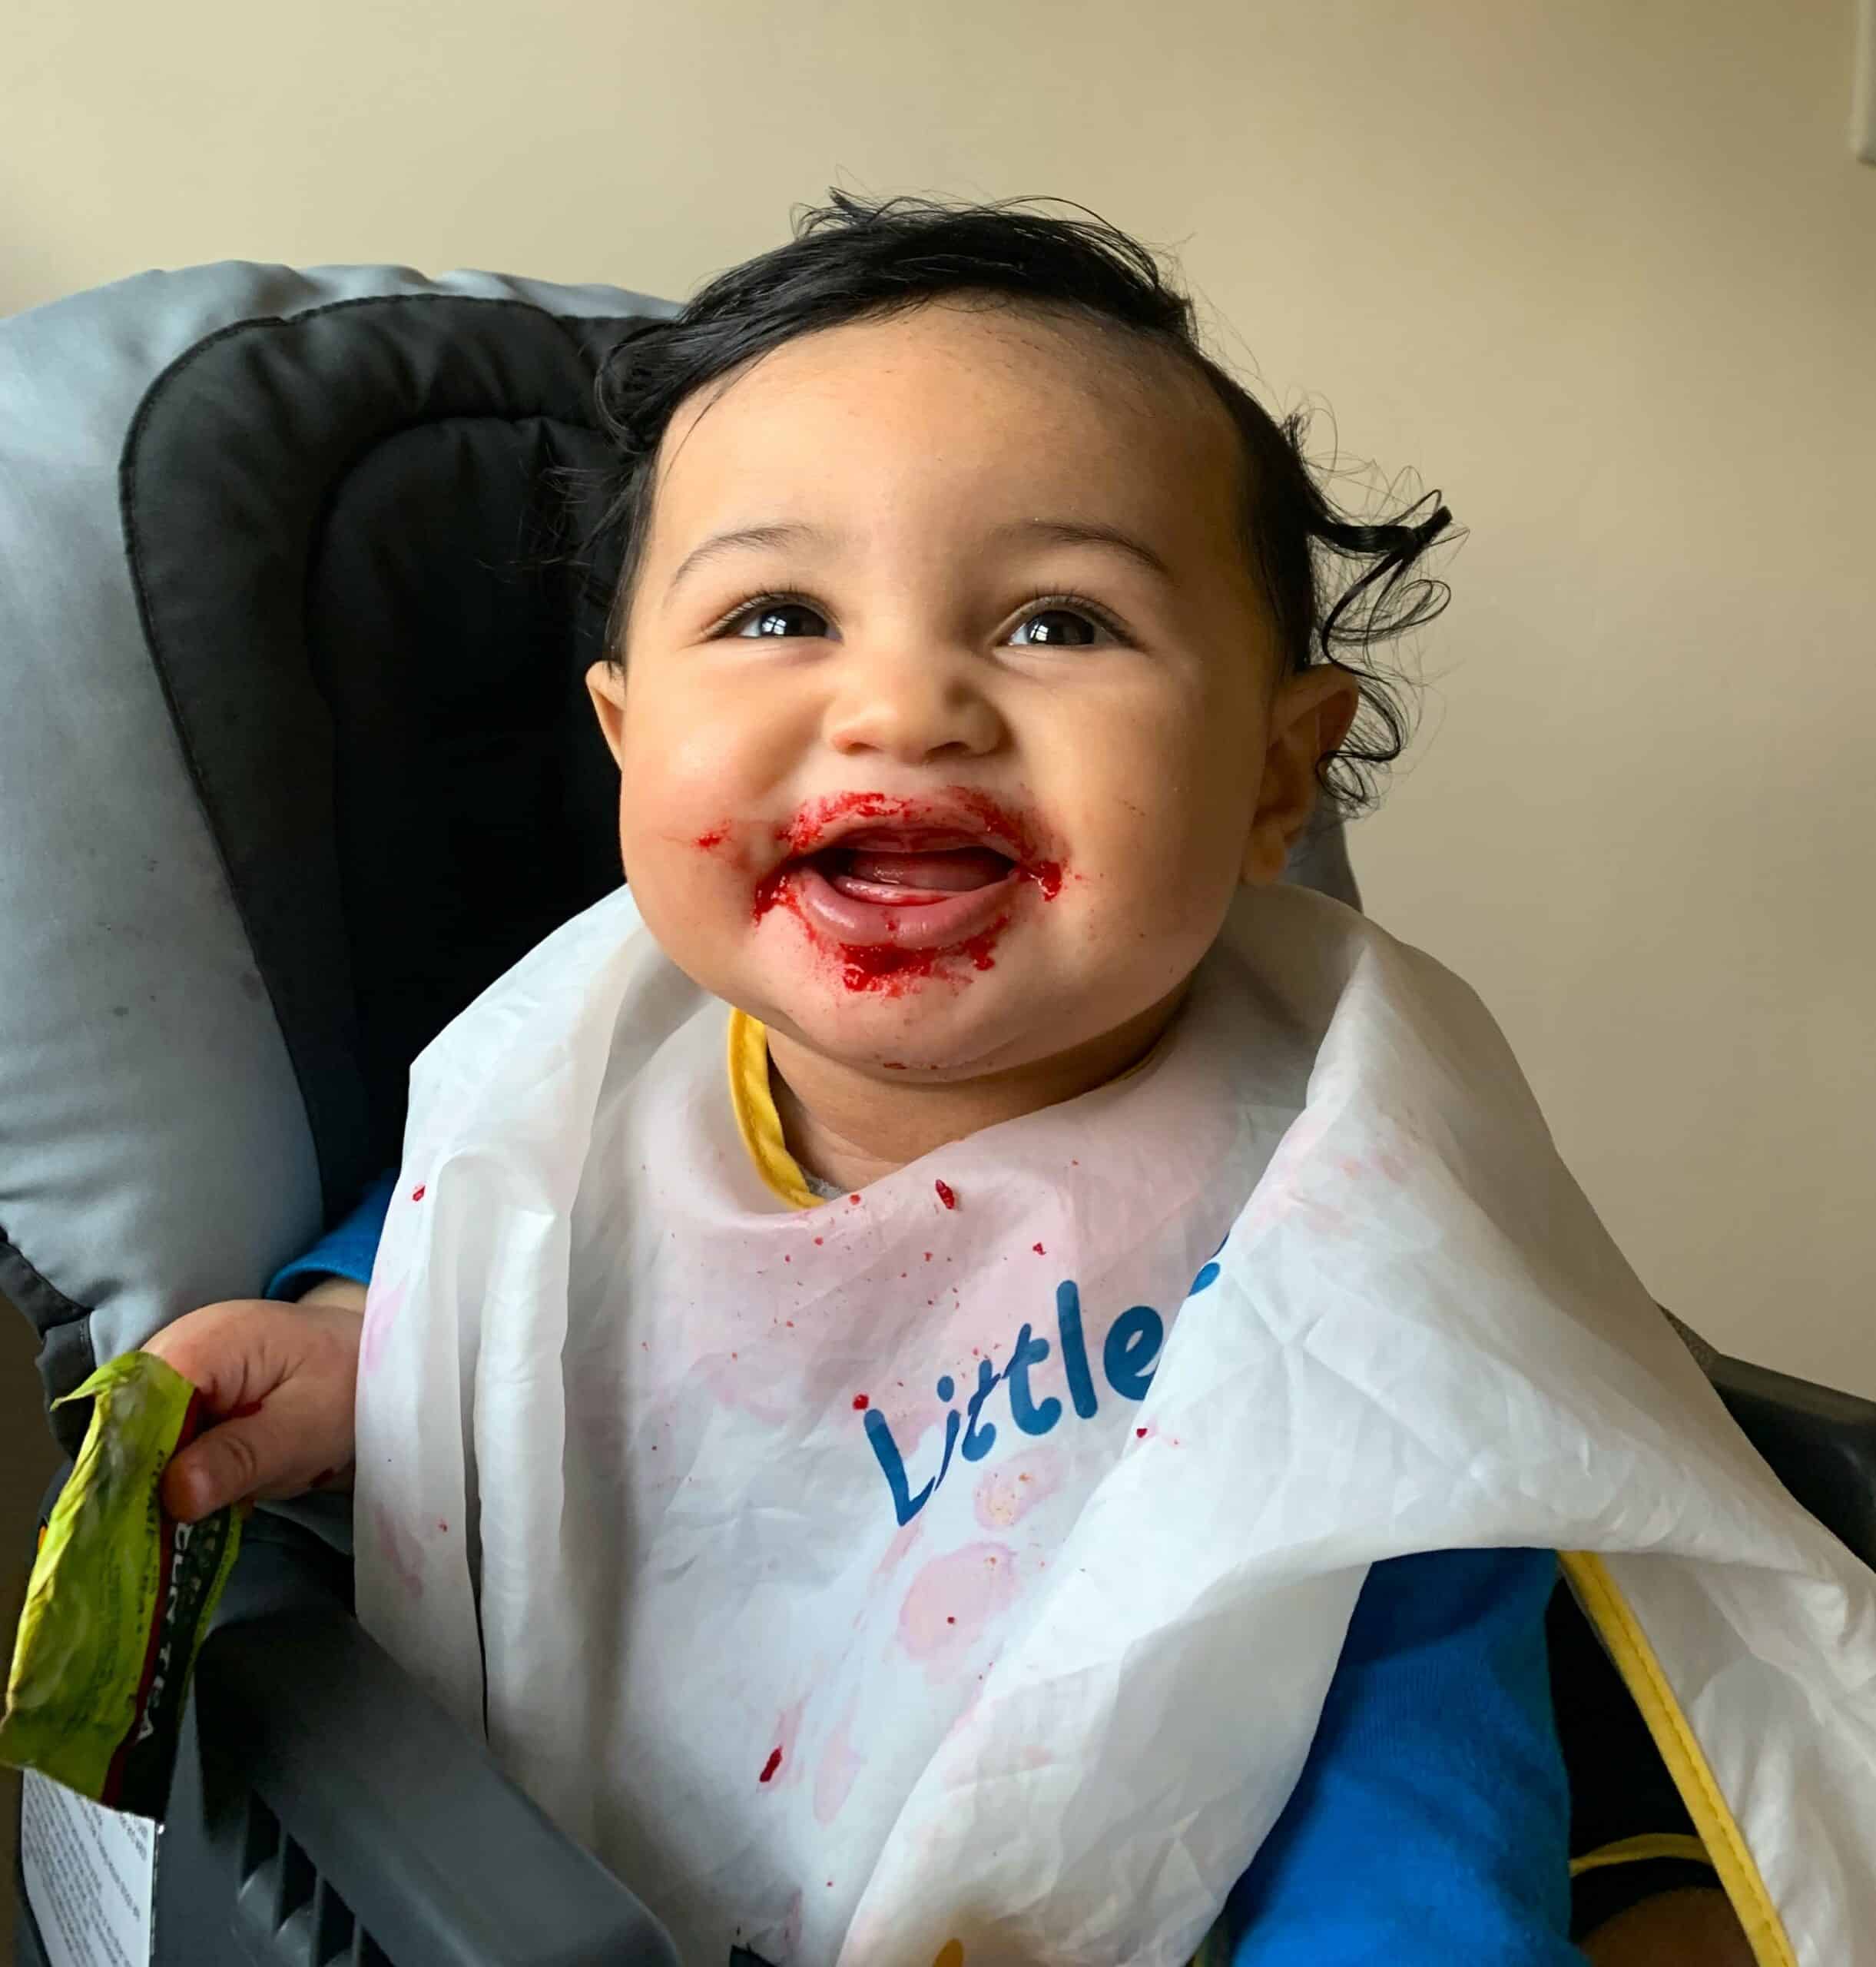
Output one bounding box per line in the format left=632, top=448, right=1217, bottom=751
left=558, top=190, right=1457, bottom=814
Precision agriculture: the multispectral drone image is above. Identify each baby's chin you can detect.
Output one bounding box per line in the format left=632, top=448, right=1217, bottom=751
left=748, top=975, right=1079, bottom=1083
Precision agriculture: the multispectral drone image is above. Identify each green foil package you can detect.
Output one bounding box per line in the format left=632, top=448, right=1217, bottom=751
left=1, top=1351, right=241, bottom=1817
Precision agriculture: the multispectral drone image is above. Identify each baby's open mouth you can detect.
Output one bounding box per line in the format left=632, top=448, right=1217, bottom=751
left=754, top=794, right=1060, bottom=958
left=814, top=831, right=1017, bottom=907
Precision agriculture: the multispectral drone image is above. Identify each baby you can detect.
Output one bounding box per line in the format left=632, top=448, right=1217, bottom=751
left=144, top=195, right=1756, bottom=1965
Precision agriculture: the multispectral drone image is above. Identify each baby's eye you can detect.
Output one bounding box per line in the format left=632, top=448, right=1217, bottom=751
left=1006, top=605, right=1113, bottom=649
left=731, top=600, right=830, bottom=640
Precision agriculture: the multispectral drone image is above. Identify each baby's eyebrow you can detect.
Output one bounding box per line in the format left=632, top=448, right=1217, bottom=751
left=993, top=518, right=1174, bottom=583
left=665, top=521, right=827, bottom=597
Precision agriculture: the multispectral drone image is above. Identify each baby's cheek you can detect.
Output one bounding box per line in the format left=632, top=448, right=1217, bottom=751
left=1070, top=791, right=1241, bottom=947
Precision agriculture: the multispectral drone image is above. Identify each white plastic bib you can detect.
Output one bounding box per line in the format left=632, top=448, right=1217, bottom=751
left=356, top=884, right=1876, bottom=1967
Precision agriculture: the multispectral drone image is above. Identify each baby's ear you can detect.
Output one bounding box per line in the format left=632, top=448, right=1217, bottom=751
left=1240, top=668, right=1361, bottom=887
left=585, top=658, right=628, bottom=766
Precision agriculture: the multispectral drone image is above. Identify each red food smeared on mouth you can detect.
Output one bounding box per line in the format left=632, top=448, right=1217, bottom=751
left=694, top=826, right=729, bottom=851
left=774, top=789, right=911, bottom=859
left=748, top=788, right=1062, bottom=993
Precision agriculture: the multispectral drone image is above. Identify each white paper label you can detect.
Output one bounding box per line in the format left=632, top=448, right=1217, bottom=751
left=18, top=1770, right=156, bottom=1967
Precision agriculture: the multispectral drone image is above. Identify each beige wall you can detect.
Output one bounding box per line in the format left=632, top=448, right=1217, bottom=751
left=2, top=0, right=1872, bottom=1418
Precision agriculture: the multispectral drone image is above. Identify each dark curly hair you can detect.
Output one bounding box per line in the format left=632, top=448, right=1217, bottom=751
left=575, top=191, right=1455, bottom=814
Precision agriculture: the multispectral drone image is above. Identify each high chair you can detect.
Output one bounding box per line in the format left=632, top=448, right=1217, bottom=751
left=3, top=260, right=1871, bottom=1967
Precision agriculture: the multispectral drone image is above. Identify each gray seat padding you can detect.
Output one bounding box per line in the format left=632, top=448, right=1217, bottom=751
left=0, top=262, right=672, bottom=1451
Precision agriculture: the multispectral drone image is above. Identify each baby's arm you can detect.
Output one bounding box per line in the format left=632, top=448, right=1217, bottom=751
left=1223, top=1547, right=1581, bottom=1965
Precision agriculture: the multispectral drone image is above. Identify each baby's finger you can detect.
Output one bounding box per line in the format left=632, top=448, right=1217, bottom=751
left=161, top=1418, right=271, bottom=1523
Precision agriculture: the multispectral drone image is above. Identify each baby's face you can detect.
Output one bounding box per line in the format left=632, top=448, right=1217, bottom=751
left=592, top=301, right=1341, bottom=1080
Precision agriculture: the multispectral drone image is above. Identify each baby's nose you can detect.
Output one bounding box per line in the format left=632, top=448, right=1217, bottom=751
left=822, top=647, right=1005, bottom=763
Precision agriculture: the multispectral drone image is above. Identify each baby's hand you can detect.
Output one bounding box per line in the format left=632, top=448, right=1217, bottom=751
left=140, top=1279, right=367, bottom=1522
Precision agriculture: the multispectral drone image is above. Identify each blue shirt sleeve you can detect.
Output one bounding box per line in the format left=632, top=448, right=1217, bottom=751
left=265, top=1169, right=397, bottom=1299
left=1225, top=1547, right=1578, bottom=1965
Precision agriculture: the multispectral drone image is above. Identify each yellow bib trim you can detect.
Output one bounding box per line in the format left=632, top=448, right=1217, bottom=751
left=1560, top=1551, right=1795, bottom=1967
left=727, top=1009, right=821, bottom=1212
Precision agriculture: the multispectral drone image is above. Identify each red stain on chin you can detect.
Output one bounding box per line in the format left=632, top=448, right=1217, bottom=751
left=935, top=1180, right=958, bottom=1211
left=836, top=940, right=940, bottom=993
left=694, top=826, right=729, bottom=851
left=759, top=1746, right=784, bottom=1784
left=853, top=1393, right=870, bottom=1411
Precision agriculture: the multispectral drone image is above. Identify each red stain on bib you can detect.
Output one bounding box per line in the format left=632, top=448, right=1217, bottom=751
left=759, top=1746, right=784, bottom=1784
left=935, top=1180, right=958, bottom=1211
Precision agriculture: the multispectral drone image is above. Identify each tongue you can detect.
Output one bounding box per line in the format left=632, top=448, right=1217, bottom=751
left=828, top=846, right=1011, bottom=903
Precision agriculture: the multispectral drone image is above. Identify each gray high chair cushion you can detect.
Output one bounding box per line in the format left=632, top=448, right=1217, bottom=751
left=0, top=260, right=674, bottom=1454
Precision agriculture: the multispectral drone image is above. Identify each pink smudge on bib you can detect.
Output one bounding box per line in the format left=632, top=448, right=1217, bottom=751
left=359, top=1275, right=407, bottom=1379
left=898, top=1541, right=1018, bottom=1682
left=370, top=1503, right=424, bottom=1600
left=973, top=1447, right=1062, bottom=1530
left=875, top=1517, right=926, bottom=1581
left=814, top=1701, right=867, bottom=1825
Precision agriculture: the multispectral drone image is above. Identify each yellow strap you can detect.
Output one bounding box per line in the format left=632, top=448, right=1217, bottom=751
left=1570, top=1832, right=1715, bottom=1878
left=726, top=1009, right=821, bottom=1211
left=1559, top=1552, right=1796, bottom=1967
